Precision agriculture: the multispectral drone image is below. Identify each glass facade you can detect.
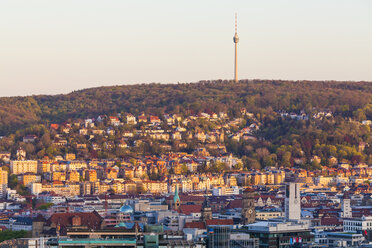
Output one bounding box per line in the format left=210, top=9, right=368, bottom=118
left=207, top=226, right=231, bottom=248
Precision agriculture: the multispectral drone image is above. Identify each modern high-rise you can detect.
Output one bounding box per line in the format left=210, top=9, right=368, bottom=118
left=285, top=182, right=301, bottom=221
left=233, top=13, right=239, bottom=83
left=207, top=226, right=259, bottom=248
left=245, top=183, right=314, bottom=247
left=341, top=196, right=352, bottom=218
left=0, top=167, right=8, bottom=199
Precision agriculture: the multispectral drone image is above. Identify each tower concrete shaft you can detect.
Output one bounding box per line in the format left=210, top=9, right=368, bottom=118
left=233, top=13, right=239, bottom=83
left=234, top=41, right=238, bottom=83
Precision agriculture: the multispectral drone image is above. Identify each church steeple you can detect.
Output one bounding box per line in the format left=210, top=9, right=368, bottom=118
left=173, top=184, right=181, bottom=210
left=202, top=190, right=212, bottom=221
left=242, top=187, right=256, bottom=224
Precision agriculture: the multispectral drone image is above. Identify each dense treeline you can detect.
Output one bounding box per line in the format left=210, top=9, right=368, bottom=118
left=0, top=230, right=28, bottom=242
left=0, top=80, right=371, bottom=135
left=0, top=80, right=371, bottom=169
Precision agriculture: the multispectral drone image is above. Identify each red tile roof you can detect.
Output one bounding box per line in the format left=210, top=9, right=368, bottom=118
left=46, top=211, right=103, bottom=235
left=206, top=219, right=234, bottom=226
left=226, top=199, right=242, bottom=209
left=184, top=222, right=206, bottom=229
left=179, top=204, right=202, bottom=215
left=321, top=217, right=342, bottom=226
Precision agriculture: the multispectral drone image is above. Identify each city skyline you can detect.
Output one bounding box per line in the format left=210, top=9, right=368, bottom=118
left=1, top=2, right=372, bottom=246
left=0, top=0, right=371, bottom=97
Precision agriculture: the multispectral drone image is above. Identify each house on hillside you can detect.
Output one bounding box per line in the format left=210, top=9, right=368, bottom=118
left=126, top=114, right=137, bottom=125
left=23, top=135, right=37, bottom=143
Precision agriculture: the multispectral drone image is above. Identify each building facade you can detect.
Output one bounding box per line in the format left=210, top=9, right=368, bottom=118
left=242, top=188, right=256, bottom=224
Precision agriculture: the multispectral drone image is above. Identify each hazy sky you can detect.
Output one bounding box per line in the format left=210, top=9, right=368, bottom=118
left=1, top=0, right=371, bottom=97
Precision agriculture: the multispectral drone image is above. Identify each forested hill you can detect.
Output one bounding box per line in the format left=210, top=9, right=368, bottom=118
left=0, top=79, right=372, bottom=135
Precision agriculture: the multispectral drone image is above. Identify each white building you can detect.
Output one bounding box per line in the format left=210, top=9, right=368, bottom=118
left=10, top=160, right=38, bottom=174
left=37, top=194, right=66, bottom=204
left=67, top=161, right=88, bottom=171
left=285, top=183, right=301, bottom=221
left=245, top=221, right=309, bottom=233
left=212, top=186, right=240, bottom=196
left=126, top=114, right=137, bottom=125
left=341, top=197, right=352, bottom=218
left=314, top=176, right=333, bottom=186
left=326, top=232, right=364, bottom=247
left=343, top=216, right=372, bottom=232
left=31, top=183, right=42, bottom=195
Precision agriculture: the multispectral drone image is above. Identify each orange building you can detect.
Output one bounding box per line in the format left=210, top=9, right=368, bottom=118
left=18, top=173, right=40, bottom=186
left=106, top=169, right=118, bottom=180
left=69, top=171, right=80, bottom=182
left=124, top=168, right=134, bottom=179
left=86, top=170, right=97, bottom=182
left=52, top=171, right=66, bottom=182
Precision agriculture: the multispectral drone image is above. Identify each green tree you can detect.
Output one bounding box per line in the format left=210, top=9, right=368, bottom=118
left=0, top=230, right=27, bottom=242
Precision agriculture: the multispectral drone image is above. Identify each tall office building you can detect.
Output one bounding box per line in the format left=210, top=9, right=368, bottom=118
left=207, top=226, right=258, bottom=248
left=246, top=183, right=314, bottom=247
left=0, top=167, right=8, bottom=199
left=341, top=195, right=352, bottom=218
left=285, top=182, right=301, bottom=221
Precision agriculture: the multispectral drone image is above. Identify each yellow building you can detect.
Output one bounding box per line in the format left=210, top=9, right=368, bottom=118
left=124, top=181, right=137, bottom=193
left=50, top=162, right=67, bottom=172
left=18, top=173, right=40, bottom=186
left=256, top=210, right=283, bottom=220
left=251, top=174, right=261, bottom=185
left=65, top=153, right=76, bottom=160
left=274, top=172, right=284, bottom=185
left=173, top=163, right=182, bottom=175
left=86, top=170, right=97, bottom=182
left=181, top=178, right=193, bottom=192
left=37, top=161, right=52, bottom=174
left=10, top=160, right=38, bottom=175
left=67, top=183, right=81, bottom=196
left=260, top=174, right=267, bottom=185
left=142, top=181, right=168, bottom=194
left=134, top=166, right=146, bottom=178
left=99, top=183, right=110, bottom=194
left=298, top=170, right=308, bottom=178
left=107, top=169, right=118, bottom=180
left=81, top=182, right=91, bottom=195
left=52, top=171, right=66, bottom=182
left=69, top=171, right=80, bottom=182
left=112, top=182, right=125, bottom=194
left=0, top=168, right=8, bottom=186
left=0, top=168, right=8, bottom=198
left=124, top=168, right=134, bottom=179
left=266, top=173, right=275, bottom=185
left=67, top=161, right=88, bottom=170
left=228, top=176, right=237, bottom=186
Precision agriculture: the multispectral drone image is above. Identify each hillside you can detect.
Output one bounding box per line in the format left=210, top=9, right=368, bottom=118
left=0, top=79, right=372, bottom=135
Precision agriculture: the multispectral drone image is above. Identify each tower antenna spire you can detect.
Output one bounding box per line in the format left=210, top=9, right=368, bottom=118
left=235, top=13, right=237, bottom=34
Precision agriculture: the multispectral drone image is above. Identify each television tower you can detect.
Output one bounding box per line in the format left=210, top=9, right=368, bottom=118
left=233, top=13, right=239, bottom=83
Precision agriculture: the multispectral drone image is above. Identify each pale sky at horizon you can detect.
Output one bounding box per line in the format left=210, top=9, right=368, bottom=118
left=0, top=0, right=371, bottom=97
